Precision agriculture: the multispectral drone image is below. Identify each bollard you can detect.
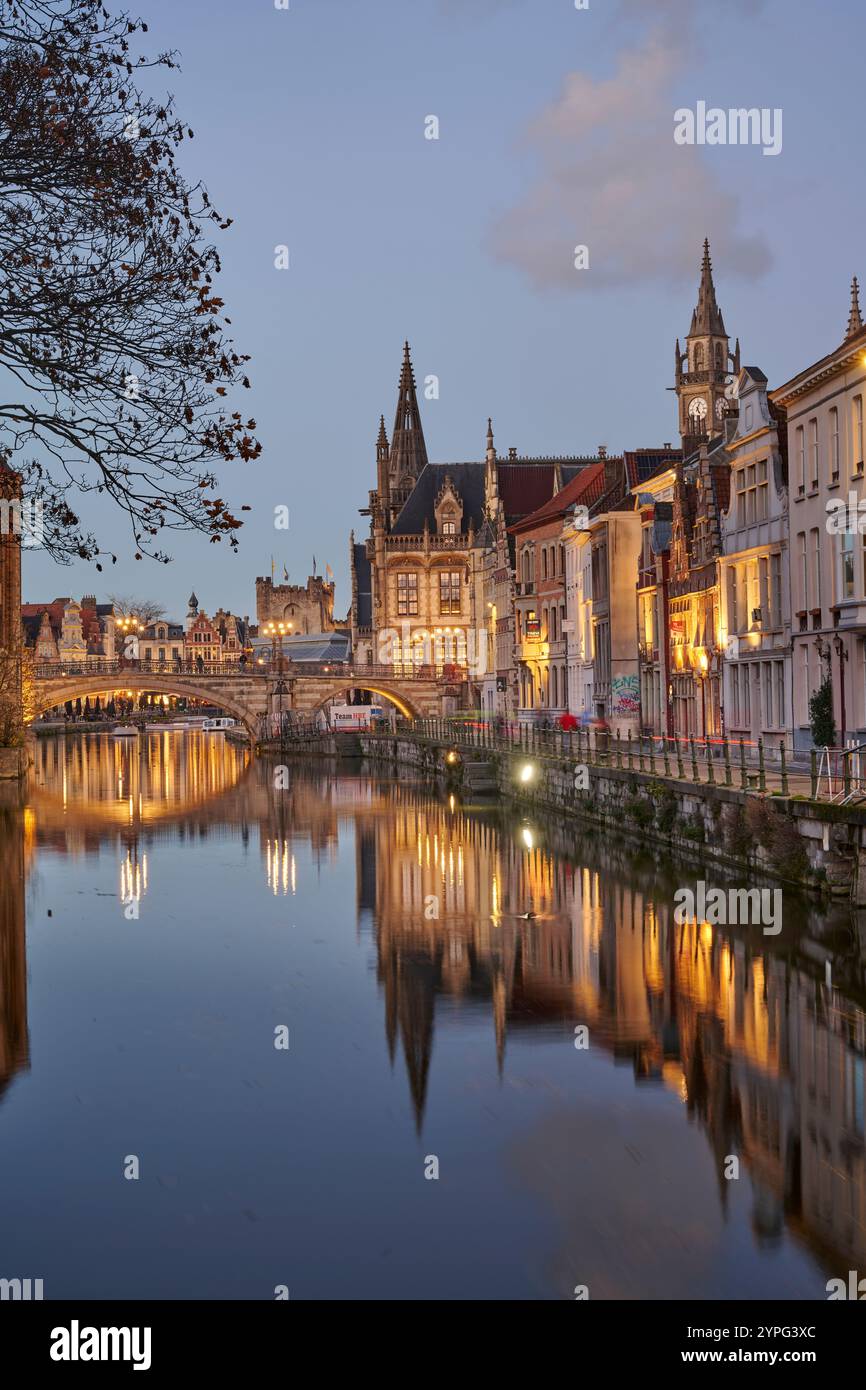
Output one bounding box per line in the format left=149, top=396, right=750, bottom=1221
left=676, top=737, right=685, bottom=781
left=740, top=739, right=747, bottom=791
left=663, top=737, right=671, bottom=779
left=779, top=740, right=789, bottom=797
left=690, top=736, right=699, bottom=782
left=706, top=738, right=715, bottom=785
left=758, top=737, right=766, bottom=793
left=723, top=736, right=732, bottom=787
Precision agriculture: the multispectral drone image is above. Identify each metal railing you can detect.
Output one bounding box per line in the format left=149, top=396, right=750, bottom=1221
left=360, top=718, right=861, bottom=802
left=33, top=659, right=465, bottom=684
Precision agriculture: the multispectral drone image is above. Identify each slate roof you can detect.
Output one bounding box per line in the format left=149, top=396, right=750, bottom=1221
left=353, top=542, right=372, bottom=628
left=391, top=463, right=486, bottom=536
left=624, top=448, right=681, bottom=489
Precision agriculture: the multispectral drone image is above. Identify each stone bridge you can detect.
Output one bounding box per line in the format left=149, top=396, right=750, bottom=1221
left=32, top=661, right=448, bottom=740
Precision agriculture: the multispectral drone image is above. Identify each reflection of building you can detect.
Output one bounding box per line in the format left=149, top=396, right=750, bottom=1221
left=0, top=804, right=29, bottom=1098
left=21, top=740, right=866, bottom=1280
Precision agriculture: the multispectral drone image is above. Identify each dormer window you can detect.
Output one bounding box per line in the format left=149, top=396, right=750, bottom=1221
left=442, top=519, right=457, bottom=535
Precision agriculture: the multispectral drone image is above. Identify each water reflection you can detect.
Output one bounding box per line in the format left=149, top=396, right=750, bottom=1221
left=2, top=733, right=866, bottom=1296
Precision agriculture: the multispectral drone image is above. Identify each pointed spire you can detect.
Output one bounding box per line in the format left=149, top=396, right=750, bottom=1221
left=389, top=341, right=428, bottom=485
left=846, top=276, right=863, bottom=339
left=376, top=414, right=389, bottom=460
left=486, top=417, right=496, bottom=463
left=690, top=239, right=727, bottom=337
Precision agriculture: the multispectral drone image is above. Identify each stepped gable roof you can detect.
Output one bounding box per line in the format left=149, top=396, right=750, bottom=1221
left=507, top=463, right=607, bottom=536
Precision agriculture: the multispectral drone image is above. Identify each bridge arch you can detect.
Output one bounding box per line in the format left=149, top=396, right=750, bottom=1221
left=304, top=681, right=423, bottom=721
left=32, top=674, right=263, bottom=739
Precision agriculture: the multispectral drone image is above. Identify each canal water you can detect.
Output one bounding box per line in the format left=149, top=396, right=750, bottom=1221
left=0, top=729, right=864, bottom=1300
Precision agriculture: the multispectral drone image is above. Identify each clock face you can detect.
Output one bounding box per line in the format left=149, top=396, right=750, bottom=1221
left=715, top=397, right=726, bottom=419
left=689, top=396, right=708, bottom=421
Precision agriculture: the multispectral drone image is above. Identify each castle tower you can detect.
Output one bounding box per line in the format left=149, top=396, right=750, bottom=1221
left=675, top=240, right=740, bottom=448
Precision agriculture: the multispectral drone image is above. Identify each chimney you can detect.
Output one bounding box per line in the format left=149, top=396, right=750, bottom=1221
left=663, top=442, right=672, bottom=450
left=598, top=444, right=607, bottom=460
left=508, top=447, right=518, bottom=460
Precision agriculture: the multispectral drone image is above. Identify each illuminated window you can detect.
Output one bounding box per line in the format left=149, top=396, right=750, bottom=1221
left=397, top=572, right=418, bottom=616
left=439, top=571, right=461, bottom=615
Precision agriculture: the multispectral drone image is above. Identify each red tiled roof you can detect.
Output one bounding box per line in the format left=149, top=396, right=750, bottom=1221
left=508, top=463, right=606, bottom=535
left=21, top=600, right=105, bottom=646
left=496, top=463, right=560, bottom=521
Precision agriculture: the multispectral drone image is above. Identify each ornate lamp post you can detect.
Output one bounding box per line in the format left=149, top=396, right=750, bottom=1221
left=274, top=676, right=289, bottom=750
left=265, top=620, right=294, bottom=672
left=833, top=632, right=849, bottom=747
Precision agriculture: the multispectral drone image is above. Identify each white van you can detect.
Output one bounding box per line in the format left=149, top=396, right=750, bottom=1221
left=202, top=717, right=236, bottom=732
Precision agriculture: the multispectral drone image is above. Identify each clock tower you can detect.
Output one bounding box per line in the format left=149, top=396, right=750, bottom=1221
left=674, top=240, right=740, bottom=449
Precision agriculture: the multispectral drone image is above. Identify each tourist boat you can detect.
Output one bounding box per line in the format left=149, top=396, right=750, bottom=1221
left=202, top=717, right=236, bottom=732
left=112, top=725, right=139, bottom=738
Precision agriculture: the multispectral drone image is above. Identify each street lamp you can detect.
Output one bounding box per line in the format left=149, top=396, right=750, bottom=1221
left=274, top=676, right=289, bottom=750
left=265, top=621, right=293, bottom=671
left=833, top=632, right=848, bottom=746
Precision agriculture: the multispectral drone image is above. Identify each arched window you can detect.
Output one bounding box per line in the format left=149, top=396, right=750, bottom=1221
left=694, top=344, right=704, bottom=372
left=715, top=342, right=724, bottom=372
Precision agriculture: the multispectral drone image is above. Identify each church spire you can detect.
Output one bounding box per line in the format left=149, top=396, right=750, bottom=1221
left=389, top=341, right=428, bottom=489
left=690, top=239, right=727, bottom=337
left=375, top=414, right=391, bottom=529
left=376, top=414, right=389, bottom=461
left=846, top=275, right=863, bottom=339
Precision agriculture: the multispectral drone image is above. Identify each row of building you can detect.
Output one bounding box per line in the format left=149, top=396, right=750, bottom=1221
left=21, top=575, right=348, bottom=671
left=350, top=245, right=866, bottom=751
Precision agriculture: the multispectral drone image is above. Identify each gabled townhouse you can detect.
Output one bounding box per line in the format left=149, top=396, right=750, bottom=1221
left=772, top=278, right=866, bottom=750
left=718, top=367, right=791, bottom=749
left=629, top=450, right=681, bottom=735
left=508, top=462, right=609, bottom=721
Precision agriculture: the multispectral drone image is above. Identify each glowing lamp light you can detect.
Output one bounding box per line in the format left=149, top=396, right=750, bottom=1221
left=519, top=762, right=535, bottom=783
left=522, top=826, right=534, bottom=849
left=445, top=750, right=459, bottom=765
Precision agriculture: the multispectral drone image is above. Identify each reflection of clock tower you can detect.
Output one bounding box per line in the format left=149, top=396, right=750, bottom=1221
left=674, top=240, right=740, bottom=448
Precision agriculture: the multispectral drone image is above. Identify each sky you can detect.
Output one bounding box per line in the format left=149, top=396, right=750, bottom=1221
left=19, top=0, right=866, bottom=623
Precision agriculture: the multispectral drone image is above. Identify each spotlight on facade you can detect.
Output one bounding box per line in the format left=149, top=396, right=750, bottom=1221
left=519, top=762, right=535, bottom=783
